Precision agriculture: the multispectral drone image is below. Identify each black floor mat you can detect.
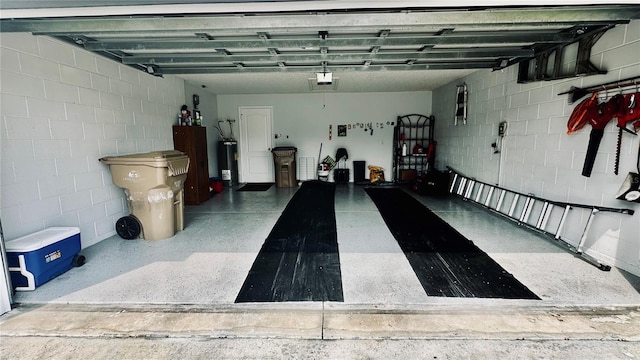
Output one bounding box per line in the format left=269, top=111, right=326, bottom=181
left=235, top=181, right=344, bottom=302
left=237, top=183, right=274, bottom=191
left=365, top=187, right=539, bottom=300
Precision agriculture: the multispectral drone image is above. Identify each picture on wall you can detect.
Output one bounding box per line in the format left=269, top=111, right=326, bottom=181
left=338, top=125, right=347, bottom=137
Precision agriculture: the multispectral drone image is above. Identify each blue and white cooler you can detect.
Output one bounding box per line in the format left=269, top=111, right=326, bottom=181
left=5, top=227, right=85, bottom=291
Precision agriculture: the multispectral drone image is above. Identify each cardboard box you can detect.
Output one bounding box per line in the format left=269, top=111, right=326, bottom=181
left=400, top=169, right=417, bottom=182
left=6, top=227, right=81, bottom=291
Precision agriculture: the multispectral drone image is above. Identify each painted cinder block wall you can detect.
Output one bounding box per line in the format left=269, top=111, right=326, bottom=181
left=432, top=20, right=640, bottom=276
left=0, top=31, right=430, bottom=248
left=0, top=33, right=186, bottom=246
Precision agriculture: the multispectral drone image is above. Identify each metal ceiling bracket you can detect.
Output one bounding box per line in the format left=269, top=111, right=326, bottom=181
left=517, top=25, right=613, bottom=83
left=195, top=33, right=214, bottom=40
left=574, top=31, right=607, bottom=77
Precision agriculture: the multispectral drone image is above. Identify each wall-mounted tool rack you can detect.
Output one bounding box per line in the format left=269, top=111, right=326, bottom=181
left=558, top=75, right=640, bottom=104
left=560, top=75, right=640, bottom=175
left=447, top=167, right=635, bottom=271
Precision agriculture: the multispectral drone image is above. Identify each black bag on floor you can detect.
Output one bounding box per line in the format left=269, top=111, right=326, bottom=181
left=414, top=170, right=450, bottom=196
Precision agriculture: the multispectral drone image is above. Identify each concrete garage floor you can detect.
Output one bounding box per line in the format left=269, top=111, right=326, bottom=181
left=2, top=184, right=640, bottom=359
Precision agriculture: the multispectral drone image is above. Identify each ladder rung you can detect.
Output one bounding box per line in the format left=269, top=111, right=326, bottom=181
left=474, top=183, right=484, bottom=203
left=484, top=186, right=495, bottom=207
left=536, top=202, right=549, bottom=228
left=464, top=180, right=475, bottom=199
left=508, top=194, right=520, bottom=217
left=496, top=190, right=506, bottom=212
left=520, top=197, right=534, bottom=223
left=538, top=203, right=553, bottom=230
left=555, top=205, right=572, bottom=240
left=457, top=177, right=467, bottom=196
left=449, top=173, right=458, bottom=193
left=577, top=208, right=599, bottom=253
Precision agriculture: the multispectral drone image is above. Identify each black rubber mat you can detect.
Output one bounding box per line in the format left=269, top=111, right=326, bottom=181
left=235, top=181, right=344, bottom=302
left=365, top=187, right=539, bottom=300
left=237, top=183, right=274, bottom=191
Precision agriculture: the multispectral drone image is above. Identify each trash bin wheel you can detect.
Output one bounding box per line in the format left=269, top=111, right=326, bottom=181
left=72, top=254, right=86, bottom=267
left=116, top=215, right=141, bottom=240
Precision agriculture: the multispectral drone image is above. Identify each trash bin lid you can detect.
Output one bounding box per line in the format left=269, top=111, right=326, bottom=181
left=272, top=146, right=297, bottom=156
left=99, top=150, right=188, bottom=168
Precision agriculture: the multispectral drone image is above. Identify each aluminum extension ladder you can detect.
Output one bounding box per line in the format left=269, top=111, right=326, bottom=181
left=447, top=167, right=635, bottom=271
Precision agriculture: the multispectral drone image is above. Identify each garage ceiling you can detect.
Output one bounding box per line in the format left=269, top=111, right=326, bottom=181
left=1, top=2, right=640, bottom=94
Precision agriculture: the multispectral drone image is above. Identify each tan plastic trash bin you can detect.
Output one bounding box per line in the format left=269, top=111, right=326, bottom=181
left=272, top=147, right=297, bottom=188
left=99, top=150, right=189, bottom=240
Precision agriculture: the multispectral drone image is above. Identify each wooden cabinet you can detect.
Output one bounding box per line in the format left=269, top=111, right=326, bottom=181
left=173, top=125, right=210, bottom=205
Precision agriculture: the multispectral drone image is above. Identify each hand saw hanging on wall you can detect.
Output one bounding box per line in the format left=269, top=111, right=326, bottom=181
left=614, top=92, right=640, bottom=175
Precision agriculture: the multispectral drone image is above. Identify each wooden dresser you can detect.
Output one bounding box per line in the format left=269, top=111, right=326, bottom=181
left=172, top=125, right=210, bottom=205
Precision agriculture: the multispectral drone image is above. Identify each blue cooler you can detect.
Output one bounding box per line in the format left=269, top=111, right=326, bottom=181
left=6, top=227, right=82, bottom=291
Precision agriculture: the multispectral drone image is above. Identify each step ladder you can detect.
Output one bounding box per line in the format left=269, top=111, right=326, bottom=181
left=447, top=167, right=635, bottom=271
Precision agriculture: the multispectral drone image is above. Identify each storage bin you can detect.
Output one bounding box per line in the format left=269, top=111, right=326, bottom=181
left=272, top=147, right=297, bottom=187
left=334, top=168, right=350, bottom=183
left=6, top=227, right=83, bottom=291
left=99, top=150, right=189, bottom=240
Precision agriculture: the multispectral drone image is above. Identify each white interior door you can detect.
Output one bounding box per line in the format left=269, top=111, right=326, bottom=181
left=239, top=106, right=274, bottom=183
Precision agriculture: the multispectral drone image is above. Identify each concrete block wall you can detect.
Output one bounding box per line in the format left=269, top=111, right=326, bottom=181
left=0, top=33, right=185, bottom=247
left=432, top=21, right=640, bottom=275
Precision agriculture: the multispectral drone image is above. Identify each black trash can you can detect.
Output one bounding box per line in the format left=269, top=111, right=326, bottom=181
left=218, top=141, right=238, bottom=187
left=272, top=147, right=297, bottom=188
left=353, top=160, right=366, bottom=184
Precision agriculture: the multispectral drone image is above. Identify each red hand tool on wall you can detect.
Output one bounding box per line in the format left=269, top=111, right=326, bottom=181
left=580, top=94, right=623, bottom=177
left=614, top=92, right=640, bottom=175
left=567, top=92, right=598, bottom=135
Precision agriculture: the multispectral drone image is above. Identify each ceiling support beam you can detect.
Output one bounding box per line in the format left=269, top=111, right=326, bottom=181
left=2, top=6, right=637, bottom=33
left=156, top=61, right=498, bottom=75
left=121, top=48, right=535, bottom=65
left=81, top=31, right=574, bottom=51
